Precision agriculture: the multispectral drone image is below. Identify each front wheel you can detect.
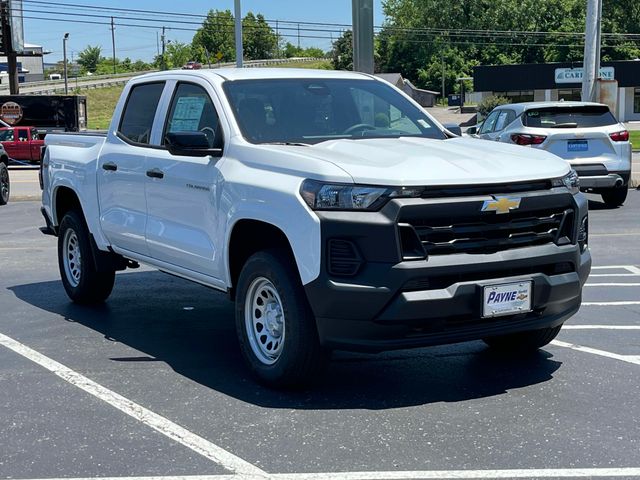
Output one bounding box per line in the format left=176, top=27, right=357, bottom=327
left=601, top=187, right=627, bottom=208
left=483, top=325, right=562, bottom=352
left=58, top=210, right=115, bottom=304
left=235, top=249, right=327, bottom=388
left=0, top=162, right=9, bottom=205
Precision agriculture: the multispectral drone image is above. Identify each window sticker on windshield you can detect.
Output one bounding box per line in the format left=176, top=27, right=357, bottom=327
left=417, top=119, right=431, bottom=129
left=170, top=96, right=206, bottom=132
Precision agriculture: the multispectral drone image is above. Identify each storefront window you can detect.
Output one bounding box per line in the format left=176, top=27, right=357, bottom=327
left=634, top=88, right=640, bottom=113
left=558, top=89, right=582, bottom=101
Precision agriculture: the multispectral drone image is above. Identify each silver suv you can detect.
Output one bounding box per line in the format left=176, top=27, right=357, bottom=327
left=474, top=102, right=632, bottom=207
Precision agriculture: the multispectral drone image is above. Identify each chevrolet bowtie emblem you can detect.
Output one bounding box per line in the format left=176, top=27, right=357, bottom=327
left=481, top=196, right=521, bottom=214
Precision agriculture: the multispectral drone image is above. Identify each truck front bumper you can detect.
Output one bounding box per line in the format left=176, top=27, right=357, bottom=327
left=304, top=190, right=591, bottom=352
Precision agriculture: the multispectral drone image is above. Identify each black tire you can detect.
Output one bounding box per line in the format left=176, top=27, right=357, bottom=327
left=57, top=210, right=115, bottom=304
left=235, top=248, right=328, bottom=388
left=0, top=162, right=9, bottom=205
left=601, top=187, right=628, bottom=208
left=483, top=325, right=562, bottom=352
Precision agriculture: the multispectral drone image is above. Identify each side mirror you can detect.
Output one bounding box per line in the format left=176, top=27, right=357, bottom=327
left=443, top=123, right=462, bottom=137
left=165, top=132, right=223, bottom=157
left=465, top=126, right=477, bottom=136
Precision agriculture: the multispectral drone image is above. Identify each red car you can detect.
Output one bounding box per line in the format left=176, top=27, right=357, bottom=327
left=0, top=126, right=45, bottom=164
left=182, top=61, right=202, bottom=70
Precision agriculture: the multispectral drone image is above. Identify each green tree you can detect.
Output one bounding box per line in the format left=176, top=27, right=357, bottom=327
left=331, top=30, right=353, bottom=70
left=77, top=45, right=103, bottom=73
left=243, top=12, right=278, bottom=60
left=166, top=41, right=192, bottom=69
left=192, top=9, right=236, bottom=62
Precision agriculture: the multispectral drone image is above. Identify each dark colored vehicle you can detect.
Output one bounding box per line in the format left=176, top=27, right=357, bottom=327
left=0, top=144, right=10, bottom=205
left=0, top=126, right=45, bottom=163
left=0, top=95, right=87, bottom=133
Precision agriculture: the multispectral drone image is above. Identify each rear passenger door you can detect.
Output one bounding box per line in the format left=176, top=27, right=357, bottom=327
left=144, top=80, right=226, bottom=282
left=97, top=81, right=166, bottom=256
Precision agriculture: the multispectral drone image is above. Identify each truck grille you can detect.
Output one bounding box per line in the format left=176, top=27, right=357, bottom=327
left=406, top=208, right=574, bottom=256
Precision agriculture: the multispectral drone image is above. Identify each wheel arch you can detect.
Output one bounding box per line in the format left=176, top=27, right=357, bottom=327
left=227, top=219, right=298, bottom=300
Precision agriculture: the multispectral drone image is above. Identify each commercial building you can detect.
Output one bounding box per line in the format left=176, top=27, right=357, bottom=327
left=473, top=60, right=640, bottom=122
left=0, top=43, right=48, bottom=84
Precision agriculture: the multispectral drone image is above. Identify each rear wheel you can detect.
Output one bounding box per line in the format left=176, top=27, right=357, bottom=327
left=0, top=162, right=9, bottom=205
left=483, top=325, right=562, bottom=352
left=58, top=210, right=115, bottom=304
left=235, top=248, right=327, bottom=388
left=601, top=187, right=627, bottom=208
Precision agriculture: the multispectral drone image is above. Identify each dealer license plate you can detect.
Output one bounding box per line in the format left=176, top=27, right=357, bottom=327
left=482, top=281, right=532, bottom=318
left=567, top=140, right=588, bottom=152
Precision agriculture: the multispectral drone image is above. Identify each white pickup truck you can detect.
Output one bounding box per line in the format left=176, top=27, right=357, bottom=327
left=41, top=69, right=591, bottom=387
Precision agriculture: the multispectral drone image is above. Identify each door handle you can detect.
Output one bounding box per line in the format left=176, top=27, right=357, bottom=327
left=146, top=168, right=164, bottom=179
left=102, top=162, right=117, bottom=171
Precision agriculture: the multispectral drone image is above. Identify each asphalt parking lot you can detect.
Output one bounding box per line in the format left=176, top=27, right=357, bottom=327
left=1, top=192, right=639, bottom=480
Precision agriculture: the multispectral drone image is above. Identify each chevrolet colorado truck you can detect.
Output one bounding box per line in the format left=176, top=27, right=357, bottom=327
left=41, top=69, right=591, bottom=387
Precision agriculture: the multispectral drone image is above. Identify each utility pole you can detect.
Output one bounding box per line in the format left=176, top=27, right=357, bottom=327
left=0, top=1, right=19, bottom=94
left=441, top=52, right=445, bottom=104
left=234, top=0, right=242, bottom=68
left=352, top=0, right=374, bottom=74
left=111, top=16, right=116, bottom=74
left=582, top=0, right=602, bottom=102
left=161, top=26, right=166, bottom=70
left=63, top=32, right=69, bottom=94
left=297, top=23, right=300, bottom=49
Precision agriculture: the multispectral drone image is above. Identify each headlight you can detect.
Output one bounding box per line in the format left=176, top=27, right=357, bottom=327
left=300, top=179, right=423, bottom=211
left=552, top=170, right=580, bottom=194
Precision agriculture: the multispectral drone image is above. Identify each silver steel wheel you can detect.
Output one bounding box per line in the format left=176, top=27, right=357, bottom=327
left=244, top=277, right=285, bottom=365
left=62, top=228, right=82, bottom=287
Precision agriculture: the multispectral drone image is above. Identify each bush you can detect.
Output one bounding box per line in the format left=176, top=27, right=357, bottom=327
left=477, top=95, right=510, bottom=117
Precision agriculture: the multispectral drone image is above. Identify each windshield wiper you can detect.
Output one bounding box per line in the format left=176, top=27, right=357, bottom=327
left=549, top=122, right=578, bottom=128
left=261, top=141, right=311, bottom=147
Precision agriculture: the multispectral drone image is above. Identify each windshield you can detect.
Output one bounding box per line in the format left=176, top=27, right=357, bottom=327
left=223, top=78, right=446, bottom=145
left=523, top=106, right=617, bottom=128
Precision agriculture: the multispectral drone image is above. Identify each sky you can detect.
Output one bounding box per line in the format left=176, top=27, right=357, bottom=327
left=23, top=0, right=386, bottom=64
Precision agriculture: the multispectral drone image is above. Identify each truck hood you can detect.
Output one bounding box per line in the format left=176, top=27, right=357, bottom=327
left=298, top=136, right=570, bottom=186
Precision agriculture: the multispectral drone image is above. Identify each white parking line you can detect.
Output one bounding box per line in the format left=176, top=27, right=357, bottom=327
left=7, top=469, right=640, bottom=480
left=551, top=340, right=640, bottom=366
left=589, top=274, right=640, bottom=277
left=584, top=283, right=640, bottom=286
left=581, top=301, right=640, bottom=306
left=563, top=325, right=640, bottom=330
left=0, top=333, right=268, bottom=479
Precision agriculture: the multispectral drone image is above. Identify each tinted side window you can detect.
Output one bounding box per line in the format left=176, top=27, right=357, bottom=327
left=494, top=110, right=516, bottom=132
left=163, top=83, right=220, bottom=147
left=119, top=82, right=165, bottom=145
left=480, top=111, right=500, bottom=134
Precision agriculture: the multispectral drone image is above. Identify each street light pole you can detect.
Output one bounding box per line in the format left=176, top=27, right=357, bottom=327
left=63, top=33, right=69, bottom=95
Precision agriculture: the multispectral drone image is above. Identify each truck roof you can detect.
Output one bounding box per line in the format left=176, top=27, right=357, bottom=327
left=133, top=67, right=373, bottom=83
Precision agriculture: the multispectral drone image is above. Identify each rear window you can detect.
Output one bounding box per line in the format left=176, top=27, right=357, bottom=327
left=523, top=106, right=617, bottom=128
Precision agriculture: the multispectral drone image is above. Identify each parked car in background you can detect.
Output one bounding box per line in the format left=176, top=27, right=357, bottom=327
left=0, top=126, right=45, bottom=164
left=0, top=144, right=10, bottom=205
left=182, top=61, right=202, bottom=70
left=474, top=102, right=631, bottom=207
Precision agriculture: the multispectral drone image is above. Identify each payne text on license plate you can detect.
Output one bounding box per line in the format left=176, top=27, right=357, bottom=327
left=567, top=140, right=588, bottom=152
left=483, top=281, right=532, bottom=318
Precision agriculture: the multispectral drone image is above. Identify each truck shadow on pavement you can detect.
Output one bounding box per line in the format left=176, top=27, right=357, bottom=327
left=10, top=271, right=562, bottom=410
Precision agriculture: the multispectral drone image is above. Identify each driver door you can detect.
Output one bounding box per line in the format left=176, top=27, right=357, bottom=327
left=144, top=81, right=226, bottom=280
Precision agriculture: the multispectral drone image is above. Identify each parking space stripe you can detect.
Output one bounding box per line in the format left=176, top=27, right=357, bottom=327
left=563, top=325, right=640, bottom=330
left=626, top=266, right=640, bottom=275
left=588, top=273, right=640, bottom=277
left=7, top=469, right=640, bottom=480
left=584, top=283, right=640, bottom=286
left=581, top=301, right=640, bottom=306
left=590, top=265, right=637, bottom=270
left=0, top=333, right=268, bottom=479
left=551, top=340, right=640, bottom=366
